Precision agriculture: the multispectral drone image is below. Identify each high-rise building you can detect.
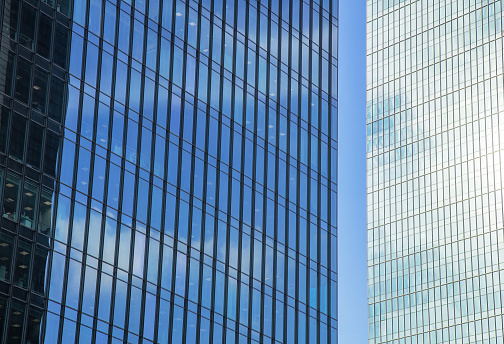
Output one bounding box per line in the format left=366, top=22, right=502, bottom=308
left=0, top=0, right=338, bottom=343
left=367, top=1, right=504, bottom=343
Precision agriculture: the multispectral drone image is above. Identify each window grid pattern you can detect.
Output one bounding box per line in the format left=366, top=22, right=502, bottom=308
left=0, top=0, right=337, bottom=343
left=367, top=0, right=504, bottom=343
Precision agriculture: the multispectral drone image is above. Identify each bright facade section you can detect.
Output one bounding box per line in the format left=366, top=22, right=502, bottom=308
left=0, top=0, right=338, bottom=343
left=367, top=0, right=504, bottom=343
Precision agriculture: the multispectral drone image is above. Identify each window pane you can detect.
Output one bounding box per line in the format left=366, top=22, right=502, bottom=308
left=43, top=130, right=60, bottom=177
left=13, top=240, right=32, bottom=288
left=14, top=57, right=32, bottom=101
left=26, top=306, right=43, bottom=343
left=20, top=180, right=38, bottom=229
left=48, top=76, right=65, bottom=123
left=6, top=301, right=25, bottom=344
left=54, top=23, right=69, bottom=68
left=0, top=107, right=8, bottom=153
left=38, top=188, right=54, bottom=235
left=4, top=0, right=19, bottom=40
left=54, top=195, right=70, bottom=243
left=32, top=68, right=49, bottom=114
left=37, top=13, right=53, bottom=59
left=3, top=173, right=21, bottom=221
left=0, top=51, right=15, bottom=96
left=20, top=3, right=36, bottom=49
left=57, top=0, right=71, bottom=16
left=26, top=122, right=44, bottom=169
left=8, top=112, right=26, bottom=161
left=32, top=244, right=49, bottom=295
left=0, top=231, right=14, bottom=282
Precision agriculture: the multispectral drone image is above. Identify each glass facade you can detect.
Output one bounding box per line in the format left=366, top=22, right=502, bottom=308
left=0, top=0, right=338, bottom=342
left=367, top=0, right=504, bottom=343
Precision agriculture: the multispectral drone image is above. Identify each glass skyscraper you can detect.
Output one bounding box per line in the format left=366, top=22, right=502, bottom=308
left=367, top=0, right=504, bottom=343
left=0, top=0, right=338, bottom=343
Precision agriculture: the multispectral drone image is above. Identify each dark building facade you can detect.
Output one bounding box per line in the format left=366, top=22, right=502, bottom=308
left=0, top=0, right=338, bottom=343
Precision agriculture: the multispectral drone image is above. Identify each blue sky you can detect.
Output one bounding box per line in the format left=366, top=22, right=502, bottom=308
left=338, top=0, right=368, bottom=343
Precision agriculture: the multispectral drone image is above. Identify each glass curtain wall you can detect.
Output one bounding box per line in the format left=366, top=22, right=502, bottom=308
left=0, top=0, right=338, bottom=343
left=367, top=0, right=504, bottom=343
left=0, top=0, right=69, bottom=342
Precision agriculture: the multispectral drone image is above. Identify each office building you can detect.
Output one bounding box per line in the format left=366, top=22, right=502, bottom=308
left=367, top=0, right=504, bottom=343
left=0, top=0, right=338, bottom=342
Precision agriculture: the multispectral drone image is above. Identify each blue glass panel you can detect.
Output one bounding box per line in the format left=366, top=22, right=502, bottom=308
left=62, top=319, right=77, bottom=343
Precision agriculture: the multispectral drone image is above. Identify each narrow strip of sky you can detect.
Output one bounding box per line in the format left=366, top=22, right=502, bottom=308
left=338, top=0, right=368, bottom=343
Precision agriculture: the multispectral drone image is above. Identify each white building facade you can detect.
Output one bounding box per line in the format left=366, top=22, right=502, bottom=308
left=367, top=1, right=504, bottom=343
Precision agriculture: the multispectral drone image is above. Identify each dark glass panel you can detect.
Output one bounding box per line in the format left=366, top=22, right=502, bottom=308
left=57, top=0, right=72, bottom=16
left=37, top=13, right=53, bottom=59
left=26, top=306, right=43, bottom=344
left=14, top=58, right=32, bottom=104
left=20, top=180, right=38, bottom=229
left=0, top=107, right=10, bottom=153
left=48, top=76, right=65, bottom=123
left=42, top=0, right=54, bottom=8
left=32, top=68, right=49, bottom=114
left=38, top=188, right=53, bottom=235
left=26, top=122, right=44, bottom=169
left=43, top=130, right=60, bottom=177
left=32, top=244, right=49, bottom=295
left=0, top=50, right=15, bottom=96
left=3, top=0, right=20, bottom=40
left=8, top=112, right=26, bottom=161
left=0, top=296, right=6, bottom=341
left=6, top=301, right=25, bottom=344
left=54, top=23, right=69, bottom=68
left=2, top=173, right=21, bottom=221
left=0, top=231, right=14, bottom=282
left=13, top=240, right=32, bottom=288
left=19, top=3, right=36, bottom=50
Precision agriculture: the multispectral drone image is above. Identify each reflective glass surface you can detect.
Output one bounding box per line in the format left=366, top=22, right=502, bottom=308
left=0, top=0, right=337, bottom=342
left=367, top=0, right=504, bottom=343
